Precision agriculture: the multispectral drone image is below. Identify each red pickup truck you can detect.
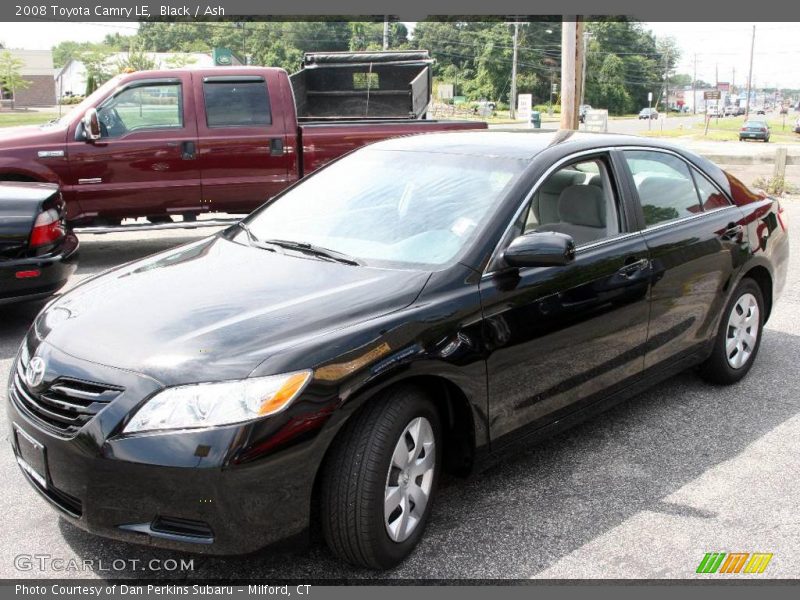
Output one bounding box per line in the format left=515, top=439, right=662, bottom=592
left=0, top=51, right=485, bottom=228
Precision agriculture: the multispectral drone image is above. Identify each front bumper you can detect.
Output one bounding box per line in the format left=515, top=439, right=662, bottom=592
left=6, top=340, right=331, bottom=555
left=0, top=234, right=78, bottom=305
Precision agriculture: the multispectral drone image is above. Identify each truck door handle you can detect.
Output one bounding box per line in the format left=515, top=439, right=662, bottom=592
left=181, top=141, right=196, bottom=160
left=270, top=138, right=284, bottom=157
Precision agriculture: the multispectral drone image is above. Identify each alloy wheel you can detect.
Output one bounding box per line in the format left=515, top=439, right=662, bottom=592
left=384, top=416, right=436, bottom=543
left=726, top=292, right=760, bottom=369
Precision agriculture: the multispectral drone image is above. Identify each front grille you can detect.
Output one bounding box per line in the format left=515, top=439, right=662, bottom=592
left=11, top=357, right=123, bottom=436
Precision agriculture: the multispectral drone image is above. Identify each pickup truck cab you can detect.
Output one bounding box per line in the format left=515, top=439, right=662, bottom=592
left=0, top=52, right=486, bottom=227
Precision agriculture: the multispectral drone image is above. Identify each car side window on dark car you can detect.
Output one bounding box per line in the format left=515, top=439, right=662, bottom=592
left=524, top=158, right=620, bottom=247
left=693, top=170, right=731, bottom=211
left=623, top=150, right=703, bottom=227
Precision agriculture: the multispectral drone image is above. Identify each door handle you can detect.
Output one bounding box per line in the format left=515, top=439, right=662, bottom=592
left=617, top=258, right=650, bottom=279
left=720, top=223, right=743, bottom=241
left=181, top=141, right=196, bottom=160
left=269, top=138, right=284, bottom=157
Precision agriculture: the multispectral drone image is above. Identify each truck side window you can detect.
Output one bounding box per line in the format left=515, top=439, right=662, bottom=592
left=97, top=83, right=182, bottom=138
left=203, top=81, right=272, bottom=127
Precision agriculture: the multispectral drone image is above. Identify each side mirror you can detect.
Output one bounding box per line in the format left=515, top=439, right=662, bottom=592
left=502, top=231, right=576, bottom=268
left=82, top=108, right=101, bottom=141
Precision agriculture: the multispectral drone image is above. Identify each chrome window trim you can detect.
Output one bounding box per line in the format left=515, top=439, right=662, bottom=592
left=635, top=204, right=739, bottom=235
left=482, top=144, right=738, bottom=278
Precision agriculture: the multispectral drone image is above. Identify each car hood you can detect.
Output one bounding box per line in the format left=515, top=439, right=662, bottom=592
left=37, top=235, right=431, bottom=385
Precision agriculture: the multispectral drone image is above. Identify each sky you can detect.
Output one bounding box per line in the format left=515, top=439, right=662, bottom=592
left=2, top=20, right=800, bottom=89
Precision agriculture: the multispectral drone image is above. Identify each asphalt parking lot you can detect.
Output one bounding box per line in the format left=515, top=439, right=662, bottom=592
left=1, top=201, right=799, bottom=580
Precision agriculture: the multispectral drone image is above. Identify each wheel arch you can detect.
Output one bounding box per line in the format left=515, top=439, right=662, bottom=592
left=306, top=373, right=479, bottom=542
left=741, top=264, right=773, bottom=322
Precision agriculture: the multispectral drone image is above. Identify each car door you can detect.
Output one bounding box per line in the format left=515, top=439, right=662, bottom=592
left=193, top=71, right=294, bottom=214
left=619, top=148, right=746, bottom=371
left=480, top=152, right=652, bottom=443
left=67, top=75, right=201, bottom=222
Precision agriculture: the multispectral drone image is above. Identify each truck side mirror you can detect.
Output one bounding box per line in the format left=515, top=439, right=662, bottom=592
left=82, top=108, right=101, bottom=141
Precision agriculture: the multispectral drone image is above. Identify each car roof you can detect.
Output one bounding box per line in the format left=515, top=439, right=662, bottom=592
left=367, top=130, right=684, bottom=161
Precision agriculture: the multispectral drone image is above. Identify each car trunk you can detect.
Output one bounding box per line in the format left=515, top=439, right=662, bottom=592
left=290, top=51, right=433, bottom=121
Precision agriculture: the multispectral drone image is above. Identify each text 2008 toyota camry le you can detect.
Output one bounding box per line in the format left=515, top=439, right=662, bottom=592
left=8, top=132, right=789, bottom=569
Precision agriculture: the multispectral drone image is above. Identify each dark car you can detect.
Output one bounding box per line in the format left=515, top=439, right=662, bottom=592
left=0, top=182, right=78, bottom=305
left=638, top=108, right=659, bottom=119
left=740, top=120, right=770, bottom=142
left=7, top=132, right=788, bottom=569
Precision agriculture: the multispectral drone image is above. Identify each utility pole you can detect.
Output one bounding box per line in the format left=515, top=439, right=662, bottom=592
left=692, top=53, right=697, bottom=115
left=509, top=21, right=520, bottom=120
left=383, top=18, right=390, bottom=50
left=745, top=25, right=756, bottom=119
left=661, top=46, right=670, bottom=114
left=560, top=16, right=583, bottom=130
left=579, top=31, right=591, bottom=114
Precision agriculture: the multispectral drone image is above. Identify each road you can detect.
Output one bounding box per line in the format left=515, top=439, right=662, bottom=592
left=1, top=201, right=798, bottom=580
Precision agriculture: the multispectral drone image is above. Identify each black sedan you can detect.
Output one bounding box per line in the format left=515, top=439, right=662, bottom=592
left=0, top=182, right=78, bottom=305
left=7, top=132, right=788, bottom=569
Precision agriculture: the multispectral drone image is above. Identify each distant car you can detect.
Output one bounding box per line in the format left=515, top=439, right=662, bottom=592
left=639, top=108, right=659, bottom=119
left=723, top=105, right=738, bottom=117
left=754, top=108, right=766, bottom=115
left=579, top=104, right=592, bottom=123
left=794, top=116, right=800, bottom=134
left=739, top=120, right=770, bottom=142
left=0, top=182, right=78, bottom=305
left=707, top=106, right=720, bottom=118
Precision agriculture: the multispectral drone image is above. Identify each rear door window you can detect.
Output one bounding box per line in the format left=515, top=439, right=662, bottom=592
left=623, top=150, right=702, bottom=227
left=203, top=80, right=272, bottom=127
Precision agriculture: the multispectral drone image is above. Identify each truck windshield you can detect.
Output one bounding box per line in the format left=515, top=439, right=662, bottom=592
left=46, top=76, right=124, bottom=127
left=241, top=149, right=524, bottom=268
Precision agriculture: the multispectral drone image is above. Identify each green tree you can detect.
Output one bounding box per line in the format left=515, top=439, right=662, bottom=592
left=79, top=48, right=113, bottom=94
left=596, top=53, right=631, bottom=114
left=0, top=50, right=31, bottom=109
left=164, top=54, right=197, bottom=69
left=116, top=41, right=158, bottom=73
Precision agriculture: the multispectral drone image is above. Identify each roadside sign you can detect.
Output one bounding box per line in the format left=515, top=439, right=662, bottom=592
left=584, top=109, right=608, bottom=133
left=704, top=90, right=721, bottom=100
left=648, top=92, right=653, bottom=102
left=517, top=94, right=533, bottom=121
left=717, top=82, right=730, bottom=92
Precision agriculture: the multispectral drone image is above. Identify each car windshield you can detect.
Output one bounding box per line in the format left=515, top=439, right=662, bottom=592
left=240, top=148, right=524, bottom=268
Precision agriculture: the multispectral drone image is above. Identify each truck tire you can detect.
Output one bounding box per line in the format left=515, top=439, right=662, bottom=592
left=699, top=278, right=764, bottom=385
left=320, top=386, right=441, bottom=569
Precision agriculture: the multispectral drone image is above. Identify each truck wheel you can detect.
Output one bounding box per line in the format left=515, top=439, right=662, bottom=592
left=320, top=386, right=441, bottom=569
left=699, top=278, right=764, bottom=385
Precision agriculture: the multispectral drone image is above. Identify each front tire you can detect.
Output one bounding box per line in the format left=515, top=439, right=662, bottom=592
left=320, top=386, right=441, bottom=569
left=699, top=278, right=764, bottom=385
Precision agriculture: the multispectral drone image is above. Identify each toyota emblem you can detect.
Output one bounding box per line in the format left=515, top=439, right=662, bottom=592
left=25, top=357, right=46, bottom=388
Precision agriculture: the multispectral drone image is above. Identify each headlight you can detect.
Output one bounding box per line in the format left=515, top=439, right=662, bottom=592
left=123, top=370, right=311, bottom=434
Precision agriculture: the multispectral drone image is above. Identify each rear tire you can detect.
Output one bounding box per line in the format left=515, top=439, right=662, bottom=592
left=699, top=278, right=764, bottom=385
left=320, top=386, right=441, bottom=569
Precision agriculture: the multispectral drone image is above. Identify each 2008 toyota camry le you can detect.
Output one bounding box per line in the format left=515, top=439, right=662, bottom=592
left=7, top=131, right=789, bottom=569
